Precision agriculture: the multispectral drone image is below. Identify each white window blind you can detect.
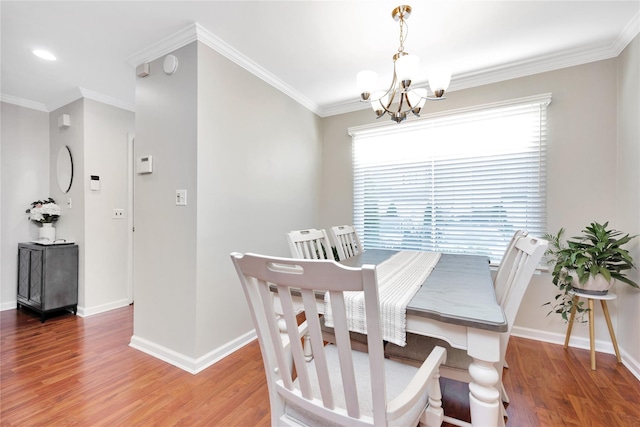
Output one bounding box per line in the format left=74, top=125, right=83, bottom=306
left=350, top=94, right=550, bottom=264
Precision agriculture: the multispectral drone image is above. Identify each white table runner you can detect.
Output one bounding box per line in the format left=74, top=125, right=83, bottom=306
left=324, top=250, right=441, bottom=346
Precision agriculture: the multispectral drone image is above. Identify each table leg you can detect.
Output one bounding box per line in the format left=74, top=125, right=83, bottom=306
left=588, top=298, right=596, bottom=370
left=564, top=295, right=579, bottom=348
left=600, top=300, right=622, bottom=363
left=467, top=330, right=501, bottom=427
left=468, top=359, right=501, bottom=427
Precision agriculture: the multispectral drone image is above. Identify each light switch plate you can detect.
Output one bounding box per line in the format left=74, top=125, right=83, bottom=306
left=176, top=190, right=187, bottom=206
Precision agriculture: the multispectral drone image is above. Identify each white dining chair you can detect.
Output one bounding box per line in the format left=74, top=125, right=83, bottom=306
left=230, top=252, right=447, bottom=427
left=329, top=225, right=363, bottom=260
left=384, top=234, right=548, bottom=427
left=287, top=228, right=368, bottom=352
left=286, top=228, right=335, bottom=260
left=494, top=230, right=528, bottom=304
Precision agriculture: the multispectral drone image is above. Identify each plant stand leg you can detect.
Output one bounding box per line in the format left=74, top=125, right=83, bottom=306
left=600, top=300, right=622, bottom=363
left=563, top=295, right=579, bottom=348
left=588, top=298, right=596, bottom=370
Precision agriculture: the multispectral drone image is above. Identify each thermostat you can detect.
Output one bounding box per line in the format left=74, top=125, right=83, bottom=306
left=137, top=156, right=153, bottom=174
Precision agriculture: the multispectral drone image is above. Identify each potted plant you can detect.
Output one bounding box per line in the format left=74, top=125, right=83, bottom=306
left=26, top=197, right=61, bottom=241
left=543, top=221, right=638, bottom=322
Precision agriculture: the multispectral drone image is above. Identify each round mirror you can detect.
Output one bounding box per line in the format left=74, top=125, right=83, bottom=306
left=56, top=145, right=73, bottom=193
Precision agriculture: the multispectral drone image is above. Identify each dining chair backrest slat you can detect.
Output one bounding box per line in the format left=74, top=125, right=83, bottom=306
left=330, top=225, right=363, bottom=260
left=287, top=228, right=335, bottom=260
left=494, top=230, right=528, bottom=305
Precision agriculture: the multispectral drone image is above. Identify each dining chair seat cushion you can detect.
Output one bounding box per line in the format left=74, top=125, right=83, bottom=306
left=286, top=344, right=430, bottom=426
left=385, top=333, right=472, bottom=370
left=320, top=315, right=369, bottom=353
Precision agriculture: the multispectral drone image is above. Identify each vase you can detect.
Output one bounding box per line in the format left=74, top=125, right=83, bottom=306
left=39, top=223, right=56, bottom=241
left=569, top=271, right=614, bottom=295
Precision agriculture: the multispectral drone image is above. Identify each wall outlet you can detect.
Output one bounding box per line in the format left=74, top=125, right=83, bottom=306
left=113, top=209, right=125, bottom=219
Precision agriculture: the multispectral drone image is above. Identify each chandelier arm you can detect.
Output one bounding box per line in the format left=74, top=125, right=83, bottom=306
left=370, top=74, right=400, bottom=117
left=405, top=87, right=448, bottom=101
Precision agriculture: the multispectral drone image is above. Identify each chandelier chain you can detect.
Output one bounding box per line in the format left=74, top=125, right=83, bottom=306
left=398, top=16, right=406, bottom=53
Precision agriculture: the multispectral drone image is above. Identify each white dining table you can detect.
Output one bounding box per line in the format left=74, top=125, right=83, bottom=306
left=275, top=249, right=507, bottom=427
left=340, top=249, right=506, bottom=427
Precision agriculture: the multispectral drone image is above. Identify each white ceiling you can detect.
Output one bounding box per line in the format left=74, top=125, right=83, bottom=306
left=1, top=1, right=639, bottom=116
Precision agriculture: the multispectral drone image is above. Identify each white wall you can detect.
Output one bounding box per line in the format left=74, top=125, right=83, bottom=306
left=131, top=41, right=323, bottom=371
left=321, top=53, right=640, bottom=370
left=0, top=102, right=49, bottom=309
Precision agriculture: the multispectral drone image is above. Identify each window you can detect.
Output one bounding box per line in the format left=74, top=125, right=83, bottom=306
left=349, top=94, right=550, bottom=264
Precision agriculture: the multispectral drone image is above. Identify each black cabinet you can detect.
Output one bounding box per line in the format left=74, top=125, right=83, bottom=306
left=17, top=243, right=78, bottom=322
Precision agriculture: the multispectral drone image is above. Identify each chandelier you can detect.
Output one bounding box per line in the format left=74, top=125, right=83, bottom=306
left=357, top=5, right=451, bottom=123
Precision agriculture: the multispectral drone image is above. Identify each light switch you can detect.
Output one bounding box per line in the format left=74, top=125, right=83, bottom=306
left=176, top=190, right=187, bottom=206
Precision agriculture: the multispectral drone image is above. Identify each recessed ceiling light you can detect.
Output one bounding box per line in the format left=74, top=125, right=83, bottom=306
left=33, top=49, right=57, bottom=61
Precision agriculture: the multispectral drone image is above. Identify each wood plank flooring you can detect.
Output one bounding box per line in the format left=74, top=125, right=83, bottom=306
left=2, top=306, right=639, bottom=426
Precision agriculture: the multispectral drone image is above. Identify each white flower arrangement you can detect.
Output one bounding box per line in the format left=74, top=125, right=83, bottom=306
left=26, top=197, right=61, bottom=224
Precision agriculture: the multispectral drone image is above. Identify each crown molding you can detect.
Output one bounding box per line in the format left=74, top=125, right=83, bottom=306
left=0, top=94, right=48, bottom=112
left=78, top=88, right=136, bottom=112
left=44, top=87, right=135, bottom=113
left=614, top=10, right=640, bottom=56
left=320, top=11, right=640, bottom=118
left=126, top=22, right=321, bottom=116
left=125, top=24, right=198, bottom=67
left=194, top=24, right=321, bottom=115
left=2, top=88, right=135, bottom=113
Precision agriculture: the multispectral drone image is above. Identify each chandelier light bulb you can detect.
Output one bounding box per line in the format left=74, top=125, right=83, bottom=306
left=370, top=90, right=388, bottom=116
left=428, top=70, right=452, bottom=97
left=395, top=54, right=419, bottom=84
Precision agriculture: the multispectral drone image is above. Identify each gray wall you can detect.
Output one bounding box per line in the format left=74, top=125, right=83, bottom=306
left=49, top=99, right=86, bottom=306
left=320, top=37, right=640, bottom=375
left=83, top=99, right=135, bottom=312
left=194, top=42, right=323, bottom=356
left=616, top=34, right=640, bottom=366
left=49, top=98, right=135, bottom=314
left=0, top=103, right=49, bottom=308
left=133, top=42, right=199, bottom=360
left=131, top=41, right=322, bottom=370
left=1, top=98, right=134, bottom=315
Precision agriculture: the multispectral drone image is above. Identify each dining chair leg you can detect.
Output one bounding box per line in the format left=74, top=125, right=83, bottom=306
left=600, top=300, right=622, bottom=363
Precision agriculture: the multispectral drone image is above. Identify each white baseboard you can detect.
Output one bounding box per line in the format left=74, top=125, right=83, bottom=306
left=1, top=298, right=130, bottom=318
left=78, top=299, right=131, bottom=317
left=0, top=301, right=17, bottom=311
left=129, top=329, right=257, bottom=374
left=512, top=325, right=640, bottom=381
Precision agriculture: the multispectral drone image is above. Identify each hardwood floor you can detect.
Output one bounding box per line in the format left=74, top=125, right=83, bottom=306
left=2, top=306, right=639, bottom=426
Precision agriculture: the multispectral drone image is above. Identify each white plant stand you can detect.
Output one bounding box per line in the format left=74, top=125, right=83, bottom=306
left=564, top=289, right=621, bottom=370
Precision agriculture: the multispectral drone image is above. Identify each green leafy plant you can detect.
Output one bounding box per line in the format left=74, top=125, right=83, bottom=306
left=543, top=221, right=638, bottom=322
